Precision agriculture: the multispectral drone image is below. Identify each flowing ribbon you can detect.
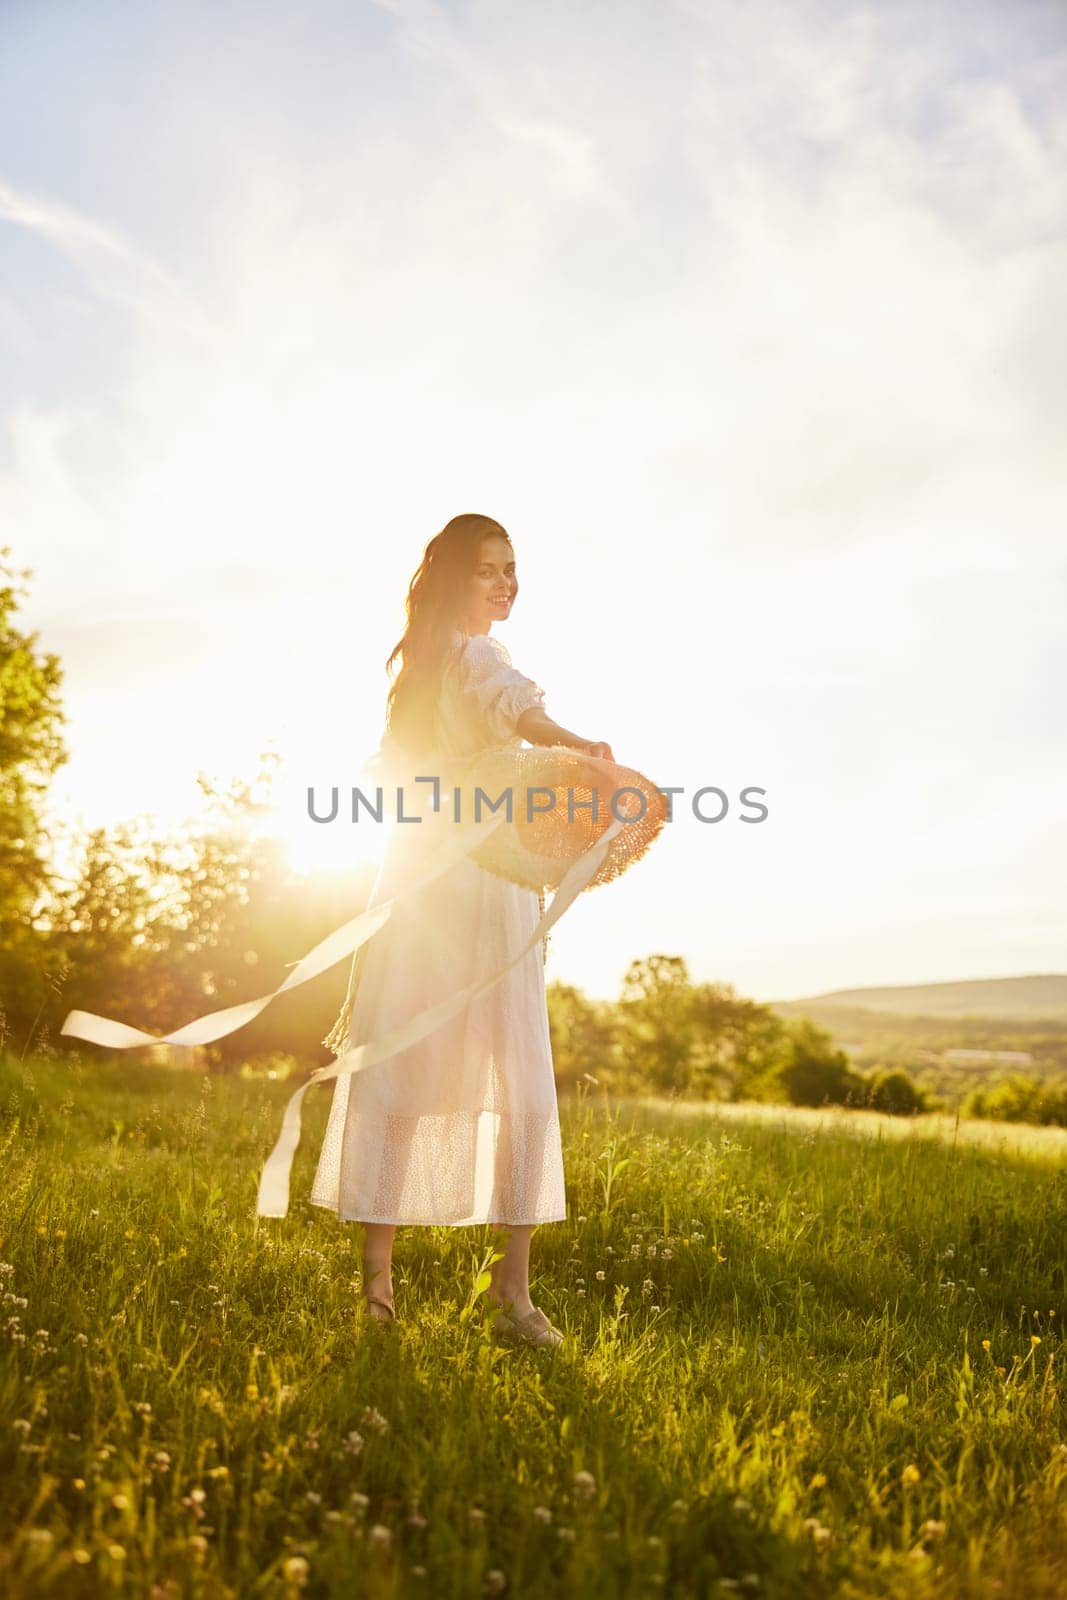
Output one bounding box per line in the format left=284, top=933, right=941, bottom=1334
left=60, top=804, right=626, bottom=1219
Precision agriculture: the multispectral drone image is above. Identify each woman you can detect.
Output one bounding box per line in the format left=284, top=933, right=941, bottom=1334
left=309, top=514, right=614, bottom=1347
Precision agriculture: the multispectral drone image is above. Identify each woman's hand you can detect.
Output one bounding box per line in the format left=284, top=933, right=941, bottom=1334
left=582, top=740, right=615, bottom=763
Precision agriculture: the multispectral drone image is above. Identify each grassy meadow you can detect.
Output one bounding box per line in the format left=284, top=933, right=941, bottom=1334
left=0, top=1048, right=1065, bottom=1599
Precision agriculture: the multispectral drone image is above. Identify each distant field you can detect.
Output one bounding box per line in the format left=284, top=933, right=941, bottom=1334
left=624, top=1095, right=1067, bottom=1165
left=1, top=1051, right=1065, bottom=1598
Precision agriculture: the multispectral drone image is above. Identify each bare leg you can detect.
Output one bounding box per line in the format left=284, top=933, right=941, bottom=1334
left=362, top=1222, right=396, bottom=1320
left=487, top=1224, right=537, bottom=1319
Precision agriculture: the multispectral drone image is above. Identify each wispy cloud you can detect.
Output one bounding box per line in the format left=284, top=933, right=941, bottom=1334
left=0, top=176, right=214, bottom=339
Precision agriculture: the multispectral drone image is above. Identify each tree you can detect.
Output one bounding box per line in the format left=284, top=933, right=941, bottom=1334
left=617, top=955, right=699, bottom=1095
left=751, top=1017, right=864, bottom=1108
left=0, top=548, right=67, bottom=922
left=0, top=550, right=69, bottom=1052
left=863, top=1068, right=929, bottom=1116
left=546, top=981, right=617, bottom=1094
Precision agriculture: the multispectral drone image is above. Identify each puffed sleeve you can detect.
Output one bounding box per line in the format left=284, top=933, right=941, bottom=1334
left=460, top=633, right=547, bottom=744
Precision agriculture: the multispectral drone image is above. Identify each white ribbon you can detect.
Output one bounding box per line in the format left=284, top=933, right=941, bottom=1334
left=60, top=806, right=626, bottom=1218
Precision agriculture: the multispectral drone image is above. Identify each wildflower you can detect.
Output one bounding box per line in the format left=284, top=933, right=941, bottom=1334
left=282, top=1555, right=309, bottom=1586
left=72, top=1478, right=86, bottom=1491
left=349, top=1492, right=370, bottom=1514
left=921, top=1520, right=946, bottom=1543
left=111, top=1493, right=130, bottom=1511
left=1031, top=1335, right=1042, bottom=1347
left=0, top=1264, right=12, bottom=1276
left=188, top=1534, right=209, bottom=1560
left=344, top=1431, right=365, bottom=1455
left=809, top=1473, right=828, bottom=1489
left=72, top=1548, right=91, bottom=1564
left=107, top=1544, right=127, bottom=1560
left=901, top=1465, right=921, bottom=1486
left=557, top=1526, right=575, bottom=1542
left=642, top=1280, right=654, bottom=1296
left=360, top=1406, right=389, bottom=1433
left=661, top=1249, right=674, bottom=1260
left=732, top=1497, right=753, bottom=1516
left=533, top=1506, right=552, bottom=1524
left=469, top=1507, right=487, bottom=1528
left=24, top=1529, right=53, bottom=1550
left=11, top=1419, right=30, bottom=1436
left=595, top=1270, right=606, bottom=1282
left=485, top=1571, right=507, bottom=1595
left=982, top=1340, right=991, bottom=1352
left=306, top=1492, right=322, bottom=1507
left=368, top=1524, right=392, bottom=1548
left=573, top=1470, right=596, bottom=1500
left=73, top=1332, right=89, bottom=1346
left=245, top=1384, right=259, bottom=1401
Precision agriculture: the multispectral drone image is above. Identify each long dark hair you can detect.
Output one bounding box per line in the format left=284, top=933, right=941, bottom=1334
left=380, top=513, right=511, bottom=767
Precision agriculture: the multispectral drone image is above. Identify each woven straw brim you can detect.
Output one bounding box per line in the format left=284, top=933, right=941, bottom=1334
left=450, top=742, right=668, bottom=893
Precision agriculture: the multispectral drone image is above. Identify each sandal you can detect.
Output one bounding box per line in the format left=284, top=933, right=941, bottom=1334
left=486, top=1300, right=563, bottom=1348
left=363, top=1295, right=396, bottom=1324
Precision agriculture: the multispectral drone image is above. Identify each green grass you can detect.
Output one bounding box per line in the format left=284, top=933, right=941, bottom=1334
left=1, top=1048, right=1065, bottom=1598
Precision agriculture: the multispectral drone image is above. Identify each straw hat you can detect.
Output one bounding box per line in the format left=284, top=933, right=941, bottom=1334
left=451, top=741, right=668, bottom=893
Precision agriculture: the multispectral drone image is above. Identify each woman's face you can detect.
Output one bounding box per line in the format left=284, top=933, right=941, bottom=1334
left=462, top=534, right=517, bottom=633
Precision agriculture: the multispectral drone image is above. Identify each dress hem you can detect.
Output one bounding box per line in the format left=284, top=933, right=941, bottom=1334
left=308, top=1196, right=568, bottom=1227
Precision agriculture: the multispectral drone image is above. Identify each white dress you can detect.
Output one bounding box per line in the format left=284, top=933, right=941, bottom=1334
left=308, top=628, right=569, bottom=1227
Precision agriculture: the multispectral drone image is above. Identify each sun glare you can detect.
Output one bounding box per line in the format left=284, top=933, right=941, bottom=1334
left=272, top=773, right=395, bottom=878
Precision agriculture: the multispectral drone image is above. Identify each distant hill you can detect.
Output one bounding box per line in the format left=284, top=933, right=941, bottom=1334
left=773, top=974, right=1067, bottom=1024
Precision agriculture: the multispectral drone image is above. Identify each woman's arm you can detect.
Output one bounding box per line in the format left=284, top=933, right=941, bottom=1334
left=516, top=706, right=615, bottom=764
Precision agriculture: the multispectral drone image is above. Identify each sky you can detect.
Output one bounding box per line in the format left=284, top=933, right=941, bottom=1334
left=2, top=0, right=1065, bottom=1004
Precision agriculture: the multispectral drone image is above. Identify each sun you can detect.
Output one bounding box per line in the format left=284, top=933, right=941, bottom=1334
left=268, top=759, right=396, bottom=879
